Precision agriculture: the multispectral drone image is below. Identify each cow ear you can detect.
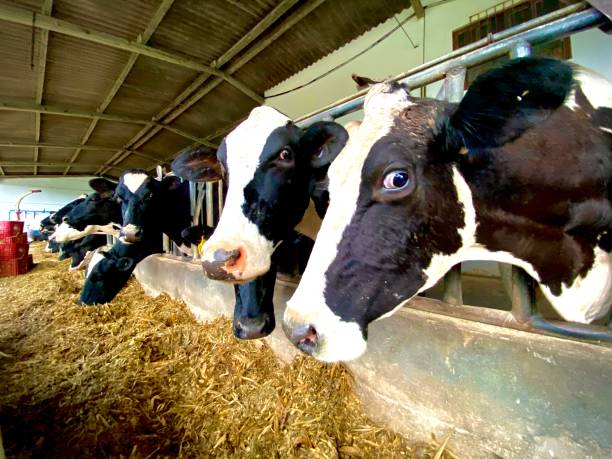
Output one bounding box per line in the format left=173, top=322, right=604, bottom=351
left=162, top=175, right=182, bottom=191
left=171, top=145, right=222, bottom=182
left=300, top=121, right=349, bottom=169
left=438, top=57, right=574, bottom=153
left=89, top=178, right=117, bottom=195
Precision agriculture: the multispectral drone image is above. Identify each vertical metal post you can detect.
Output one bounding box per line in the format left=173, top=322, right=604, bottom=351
left=510, top=266, right=535, bottom=322
left=206, top=182, right=214, bottom=228
left=443, top=264, right=463, bottom=305
left=436, top=66, right=466, bottom=103
left=510, top=40, right=533, bottom=58
left=440, top=66, right=466, bottom=305
left=217, top=180, right=224, bottom=218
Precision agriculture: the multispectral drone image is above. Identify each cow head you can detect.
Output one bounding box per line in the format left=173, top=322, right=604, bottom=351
left=64, top=178, right=120, bottom=230
left=283, top=58, right=593, bottom=362
left=46, top=196, right=86, bottom=226
left=172, top=106, right=348, bottom=283
left=115, top=170, right=181, bottom=244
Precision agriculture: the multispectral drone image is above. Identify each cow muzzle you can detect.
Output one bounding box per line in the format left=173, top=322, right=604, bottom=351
left=201, top=246, right=247, bottom=281
left=119, top=224, right=142, bottom=244
left=200, top=239, right=271, bottom=282
left=233, top=313, right=275, bottom=340
left=282, top=305, right=368, bottom=362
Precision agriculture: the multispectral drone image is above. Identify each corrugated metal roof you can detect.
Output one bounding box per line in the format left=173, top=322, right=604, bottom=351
left=0, top=0, right=412, bottom=178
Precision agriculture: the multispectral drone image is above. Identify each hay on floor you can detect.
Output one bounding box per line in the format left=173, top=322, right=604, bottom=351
left=0, top=242, right=453, bottom=458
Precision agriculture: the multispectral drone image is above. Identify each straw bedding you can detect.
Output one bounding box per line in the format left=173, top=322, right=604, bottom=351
left=0, top=242, right=453, bottom=458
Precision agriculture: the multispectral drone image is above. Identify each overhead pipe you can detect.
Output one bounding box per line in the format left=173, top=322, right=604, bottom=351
left=296, top=5, right=606, bottom=127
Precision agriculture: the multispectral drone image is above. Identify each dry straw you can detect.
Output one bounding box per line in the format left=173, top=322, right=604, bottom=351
left=0, top=243, right=454, bottom=458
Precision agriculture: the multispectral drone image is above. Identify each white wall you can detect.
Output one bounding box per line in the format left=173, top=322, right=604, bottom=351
left=264, top=0, right=611, bottom=122
left=0, top=177, right=93, bottom=234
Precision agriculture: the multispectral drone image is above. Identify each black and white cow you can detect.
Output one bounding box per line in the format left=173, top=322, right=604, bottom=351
left=40, top=196, right=87, bottom=252
left=282, top=57, right=612, bottom=362
left=171, top=108, right=349, bottom=338
left=58, top=234, right=109, bottom=271
left=80, top=169, right=209, bottom=305
left=52, top=178, right=121, bottom=243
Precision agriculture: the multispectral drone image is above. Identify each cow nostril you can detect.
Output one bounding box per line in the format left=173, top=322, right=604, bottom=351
left=213, top=248, right=242, bottom=266
left=286, top=324, right=318, bottom=355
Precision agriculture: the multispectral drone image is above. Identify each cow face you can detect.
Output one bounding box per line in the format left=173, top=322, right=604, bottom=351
left=46, top=196, right=86, bottom=225
left=116, top=170, right=180, bottom=244
left=64, top=178, right=120, bottom=230
left=283, top=84, right=454, bottom=361
left=172, top=106, right=347, bottom=283
left=283, top=58, right=603, bottom=362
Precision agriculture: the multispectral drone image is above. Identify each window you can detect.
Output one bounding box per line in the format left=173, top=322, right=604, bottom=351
left=452, top=0, right=575, bottom=86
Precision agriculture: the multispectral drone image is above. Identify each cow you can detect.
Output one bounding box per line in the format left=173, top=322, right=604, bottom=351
left=58, top=234, right=109, bottom=271
left=80, top=170, right=210, bottom=305
left=52, top=178, right=122, bottom=243
left=171, top=109, right=350, bottom=338
left=282, top=57, right=612, bottom=362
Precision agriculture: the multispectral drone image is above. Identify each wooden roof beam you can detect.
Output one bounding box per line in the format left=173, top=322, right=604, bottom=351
left=0, top=141, right=161, bottom=162
left=0, top=3, right=263, bottom=104
left=64, top=0, right=175, bottom=176
left=1, top=161, right=123, bottom=171
left=411, top=0, right=424, bottom=18
left=33, top=0, right=53, bottom=175
left=98, top=0, right=324, bottom=175
left=0, top=100, right=214, bottom=146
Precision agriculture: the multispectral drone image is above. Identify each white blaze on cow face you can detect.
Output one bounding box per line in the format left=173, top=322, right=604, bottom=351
left=200, top=106, right=289, bottom=281
left=284, top=83, right=413, bottom=362
left=122, top=172, right=149, bottom=193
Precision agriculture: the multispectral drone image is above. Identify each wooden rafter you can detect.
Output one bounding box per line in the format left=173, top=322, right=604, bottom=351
left=97, top=0, right=326, bottom=175
left=63, top=0, right=175, bottom=176
left=1, top=161, right=123, bottom=170
left=410, top=0, right=424, bottom=18
left=33, top=0, right=53, bottom=175
left=0, top=99, right=214, bottom=146
left=0, top=3, right=264, bottom=104
left=0, top=141, right=162, bottom=162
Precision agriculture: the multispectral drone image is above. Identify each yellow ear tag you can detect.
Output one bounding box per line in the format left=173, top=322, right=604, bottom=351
left=197, top=236, right=206, bottom=255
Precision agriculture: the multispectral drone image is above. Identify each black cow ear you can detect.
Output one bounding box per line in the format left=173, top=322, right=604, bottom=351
left=438, top=57, right=574, bottom=153
left=89, top=178, right=117, bottom=195
left=300, top=121, right=349, bottom=169
left=162, top=175, right=182, bottom=191
left=172, top=145, right=221, bottom=182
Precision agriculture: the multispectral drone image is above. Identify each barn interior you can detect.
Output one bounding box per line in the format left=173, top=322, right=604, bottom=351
left=1, top=0, right=611, bottom=457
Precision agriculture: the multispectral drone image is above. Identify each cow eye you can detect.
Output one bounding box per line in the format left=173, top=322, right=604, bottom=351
left=382, top=170, right=410, bottom=190
left=278, top=148, right=292, bottom=161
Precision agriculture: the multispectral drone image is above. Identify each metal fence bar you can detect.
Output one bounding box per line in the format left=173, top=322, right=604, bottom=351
left=205, top=182, right=215, bottom=228
left=439, top=66, right=466, bottom=305
left=296, top=6, right=605, bottom=127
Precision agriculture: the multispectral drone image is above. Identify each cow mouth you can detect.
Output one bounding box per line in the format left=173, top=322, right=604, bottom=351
left=201, top=247, right=250, bottom=282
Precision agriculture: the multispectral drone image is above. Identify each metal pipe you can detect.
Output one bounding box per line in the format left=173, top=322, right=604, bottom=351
left=296, top=6, right=605, bottom=127
left=206, top=182, right=214, bottom=227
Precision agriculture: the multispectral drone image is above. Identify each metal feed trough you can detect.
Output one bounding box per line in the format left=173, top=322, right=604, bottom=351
left=143, top=4, right=612, bottom=456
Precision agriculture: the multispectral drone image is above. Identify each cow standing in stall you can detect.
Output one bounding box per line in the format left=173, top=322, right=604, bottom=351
left=171, top=107, right=351, bottom=339
left=281, top=57, right=612, bottom=362
left=80, top=170, right=210, bottom=305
